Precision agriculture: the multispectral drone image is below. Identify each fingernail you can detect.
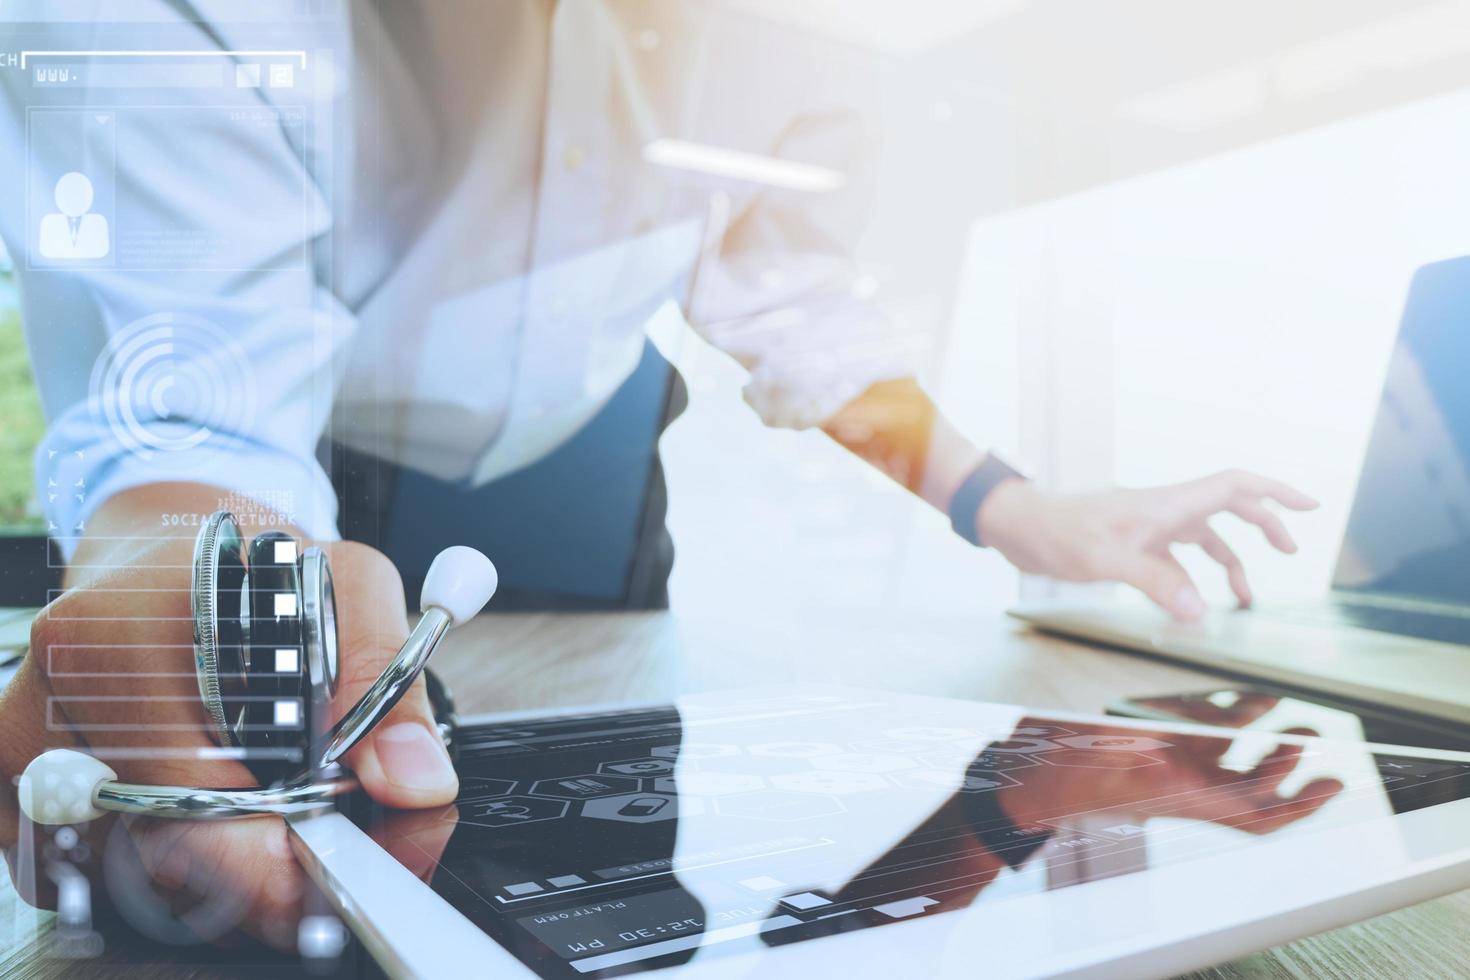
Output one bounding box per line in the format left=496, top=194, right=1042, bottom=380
left=1174, top=588, right=1208, bottom=620
left=374, top=723, right=456, bottom=792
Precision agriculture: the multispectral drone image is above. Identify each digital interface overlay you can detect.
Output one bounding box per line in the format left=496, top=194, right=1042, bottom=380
left=358, top=691, right=1470, bottom=978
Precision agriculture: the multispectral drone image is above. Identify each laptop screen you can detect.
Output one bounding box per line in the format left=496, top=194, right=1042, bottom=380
left=1332, top=257, right=1470, bottom=606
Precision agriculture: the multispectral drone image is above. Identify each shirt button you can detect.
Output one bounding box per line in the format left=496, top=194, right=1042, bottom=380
left=563, top=144, right=587, bottom=171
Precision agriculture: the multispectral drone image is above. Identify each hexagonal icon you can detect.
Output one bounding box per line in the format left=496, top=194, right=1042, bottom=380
left=967, top=752, right=1040, bottom=773
left=881, top=726, right=977, bottom=742
left=650, top=742, right=741, bottom=760
left=1009, top=724, right=1076, bottom=738
left=457, top=795, right=569, bottom=829
left=529, top=774, right=642, bottom=800
left=894, top=769, right=1020, bottom=794
left=715, top=790, right=846, bottom=823
left=771, top=770, right=890, bottom=795
left=915, top=750, right=1039, bottom=772
left=1039, top=750, right=1163, bottom=770
left=455, top=776, right=517, bottom=800
left=598, top=758, right=676, bottom=776
left=981, top=736, right=1061, bottom=754
left=580, top=792, right=703, bottom=824
left=1056, top=734, right=1173, bottom=752
left=653, top=772, right=764, bottom=797
left=811, top=753, right=919, bottom=774
left=747, top=741, right=843, bottom=759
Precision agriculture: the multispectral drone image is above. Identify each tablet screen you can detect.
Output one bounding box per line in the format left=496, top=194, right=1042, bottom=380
left=358, top=690, right=1470, bottom=978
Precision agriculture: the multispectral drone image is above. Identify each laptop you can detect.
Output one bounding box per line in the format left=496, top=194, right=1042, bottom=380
left=1011, top=255, right=1470, bottom=725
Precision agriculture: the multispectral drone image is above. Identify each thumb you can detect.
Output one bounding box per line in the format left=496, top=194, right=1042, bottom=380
left=323, top=542, right=458, bottom=808
left=1111, top=550, right=1208, bottom=621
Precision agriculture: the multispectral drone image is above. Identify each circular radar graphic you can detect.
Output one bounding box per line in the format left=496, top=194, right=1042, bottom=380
left=88, top=312, right=256, bottom=467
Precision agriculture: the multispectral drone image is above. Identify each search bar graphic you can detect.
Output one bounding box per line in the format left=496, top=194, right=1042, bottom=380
left=31, top=63, right=225, bottom=88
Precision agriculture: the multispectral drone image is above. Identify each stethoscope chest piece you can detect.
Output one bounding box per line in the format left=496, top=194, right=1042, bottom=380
left=190, top=511, right=247, bottom=746
left=21, top=525, right=496, bottom=824
left=191, top=512, right=340, bottom=782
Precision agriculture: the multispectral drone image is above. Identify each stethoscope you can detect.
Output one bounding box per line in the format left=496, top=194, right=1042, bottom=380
left=17, top=511, right=498, bottom=827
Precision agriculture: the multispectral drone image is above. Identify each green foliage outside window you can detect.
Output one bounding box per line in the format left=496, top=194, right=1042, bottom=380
left=0, top=274, right=46, bottom=534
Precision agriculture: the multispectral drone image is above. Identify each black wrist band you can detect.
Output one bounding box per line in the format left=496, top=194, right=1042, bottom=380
left=948, top=453, right=1026, bottom=547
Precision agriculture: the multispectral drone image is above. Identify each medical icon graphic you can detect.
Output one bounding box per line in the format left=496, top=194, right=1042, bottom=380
left=618, top=796, right=668, bottom=817
left=88, top=312, right=256, bottom=467
left=481, top=801, right=530, bottom=819
left=529, top=775, right=640, bottom=800
left=581, top=792, right=697, bottom=823
left=598, top=757, right=676, bottom=776
left=963, top=752, right=1040, bottom=772
left=39, top=172, right=110, bottom=259
left=458, top=796, right=569, bottom=829
left=1057, top=734, right=1173, bottom=752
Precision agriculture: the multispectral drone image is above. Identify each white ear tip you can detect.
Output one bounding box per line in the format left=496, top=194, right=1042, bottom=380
left=420, top=546, right=498, bottom=626
left=18, top=749, right=116, bottom=825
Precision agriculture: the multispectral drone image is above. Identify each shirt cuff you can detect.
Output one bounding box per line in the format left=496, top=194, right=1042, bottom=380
left=717, top=299, right=920, bottom=430
left=37, top=429, right=339, bottom=562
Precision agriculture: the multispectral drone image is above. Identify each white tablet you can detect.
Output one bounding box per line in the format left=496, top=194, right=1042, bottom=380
left=288, top=687, right=1470, bottom=979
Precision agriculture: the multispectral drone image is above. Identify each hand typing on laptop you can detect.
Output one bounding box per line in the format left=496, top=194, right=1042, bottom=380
left=977, top=469, right=1318, bottom=621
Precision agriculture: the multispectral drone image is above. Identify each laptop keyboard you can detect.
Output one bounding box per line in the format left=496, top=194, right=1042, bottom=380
left=1266, top=602, right=1470, bottom=646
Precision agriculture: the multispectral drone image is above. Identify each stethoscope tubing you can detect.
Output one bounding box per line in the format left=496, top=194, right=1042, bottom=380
left=95, top=772, right=359, bottom=819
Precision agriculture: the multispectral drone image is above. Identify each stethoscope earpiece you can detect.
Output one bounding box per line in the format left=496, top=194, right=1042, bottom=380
left=418, top=546, right=499, bottom=626
left=314, top=545, right=497, bottom=769
left=18, top=749, right=116, bottom=825
left=22, top=517, right=498, bottom=826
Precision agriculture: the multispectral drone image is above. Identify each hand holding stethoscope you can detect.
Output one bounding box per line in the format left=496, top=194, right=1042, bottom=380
left=18, top=512, right=497, bottom=826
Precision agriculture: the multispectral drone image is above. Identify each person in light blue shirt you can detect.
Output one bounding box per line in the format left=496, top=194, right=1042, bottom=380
left=0, top=0, right=1316, bottom=946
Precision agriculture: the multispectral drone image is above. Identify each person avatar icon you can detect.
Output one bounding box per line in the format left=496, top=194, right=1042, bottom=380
left=38, top=171, right=110, bottom=260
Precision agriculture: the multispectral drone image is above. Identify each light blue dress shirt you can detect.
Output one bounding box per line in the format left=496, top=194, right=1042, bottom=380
left=0, top=0, right=909, bottom=552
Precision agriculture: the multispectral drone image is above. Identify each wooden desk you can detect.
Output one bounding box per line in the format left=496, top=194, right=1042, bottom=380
left=4, top=610, right=1468, bottom=977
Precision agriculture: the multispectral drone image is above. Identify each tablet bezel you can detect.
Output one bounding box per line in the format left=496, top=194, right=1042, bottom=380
left=291, top=692, right=1470, bottom=980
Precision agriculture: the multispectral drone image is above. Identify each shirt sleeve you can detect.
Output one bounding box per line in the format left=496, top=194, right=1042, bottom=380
left=0, top=11, right=353, bottom=556
left=681, top=27, right=916, bottom=431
